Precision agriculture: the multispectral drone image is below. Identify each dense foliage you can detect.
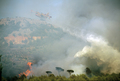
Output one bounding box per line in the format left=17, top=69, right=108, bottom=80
left=2, top=73, right=120, bottom=81
left=0, top=55, right=2, bottom=81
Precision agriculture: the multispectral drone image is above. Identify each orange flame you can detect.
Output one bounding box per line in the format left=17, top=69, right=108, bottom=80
left=19, top=62, right=32, bottom=77
left=27, top=62, right=32, bottom=69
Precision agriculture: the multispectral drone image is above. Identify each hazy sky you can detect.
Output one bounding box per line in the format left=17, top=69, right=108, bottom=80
left=0, top=0, right=63, bottom=19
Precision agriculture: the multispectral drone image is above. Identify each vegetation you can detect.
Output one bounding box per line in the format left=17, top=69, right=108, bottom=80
left=46, top=71, right=52, bottom=76
left=56, top=67, right=64, bottom=76
left=0, top=55, right=2, bottom=81
left=1, top=73, right=120, bottom=81
left=67, top=70, right=74, bottom=76
left=86, top=67, right=92, bottom=77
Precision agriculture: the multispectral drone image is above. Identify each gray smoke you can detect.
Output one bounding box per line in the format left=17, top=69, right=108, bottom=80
left=29, top=0, right=120, bottom=76
left=50, top=0, right=120, bottom=75
left=53, top=0, right=120, bottom=51
left=1, top=0, right=120, bottom=77
left=30, top=35, right=87, bottom=77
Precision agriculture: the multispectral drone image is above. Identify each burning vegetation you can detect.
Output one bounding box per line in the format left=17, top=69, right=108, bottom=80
left=18, top=62, right=32, bottom=77
left=4, top=65, right=120, bottom=81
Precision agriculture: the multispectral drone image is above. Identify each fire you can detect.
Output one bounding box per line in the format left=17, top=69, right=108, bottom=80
left=27, top=62, right=32, bottom=69
left=19, top=62, right=32, bottom=77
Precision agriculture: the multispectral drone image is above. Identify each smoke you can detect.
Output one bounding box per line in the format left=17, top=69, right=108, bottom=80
left=74, top=35, right=120, bottom=74
left=29, top=0, right=120, bottom=76
left=1, top=0, right=120, bottom=77
left=30, top=35, right=87, bottom=77
left=49, top=0, right=120, bottom=75
left=52, top=0, right=120, bottom=51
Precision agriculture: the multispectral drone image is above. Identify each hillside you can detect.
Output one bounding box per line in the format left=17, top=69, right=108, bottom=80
left=0, top=17, right=77, bottom=77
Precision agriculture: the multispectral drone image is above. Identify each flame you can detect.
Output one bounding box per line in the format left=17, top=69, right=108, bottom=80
left=27, top=62, right=32, bottom=69
left=19, top=62, right=32, bottom=77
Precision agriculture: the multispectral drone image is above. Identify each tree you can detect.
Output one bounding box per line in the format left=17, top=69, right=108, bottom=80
left=86, top=67, right=92, bottom=77
left=19, top=74, right=26, bottom=81
left=56, top=67, right=64, bottom=76
left=0, top=55, right=2, bottom=81
left=11, top=76, right=19, bottom=81
left=49, top=74, right=55, bottom=77
left=67, top=70, right=74, bottom=76
left=86, top=67, right=91, bottom=74
left=46, top=71, right=52, bottom=76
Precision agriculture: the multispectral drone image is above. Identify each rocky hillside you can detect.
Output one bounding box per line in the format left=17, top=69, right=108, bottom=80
left=0, top=17, right=76, bottom=77
left=0, top=17, right=63, bottom=45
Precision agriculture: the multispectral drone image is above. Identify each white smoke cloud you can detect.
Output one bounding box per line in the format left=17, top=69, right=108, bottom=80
left=52, top=0, right=120, bottom=51
left=74, top=35, right=120, bottom=74
left=30, top=0, right=120, bottom=76
left=29, top=35, right=87, bottom=77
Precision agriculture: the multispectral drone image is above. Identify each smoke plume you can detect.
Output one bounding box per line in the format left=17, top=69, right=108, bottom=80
left=28, top=0, right=120, bottom=76
left=50, top=0, right=120, bottom=75
left=0, top=0, right=120, bottom=77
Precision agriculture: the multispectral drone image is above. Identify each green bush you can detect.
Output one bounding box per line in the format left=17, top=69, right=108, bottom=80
left=2, top=73, right=120, bottom=81
left=2, top=77, right=7, bottom=81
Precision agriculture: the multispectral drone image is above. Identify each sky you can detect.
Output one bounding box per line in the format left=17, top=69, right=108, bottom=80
left=1, top=0, right=120, bottom=77
left=0, top=0, right=63, bottom=19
